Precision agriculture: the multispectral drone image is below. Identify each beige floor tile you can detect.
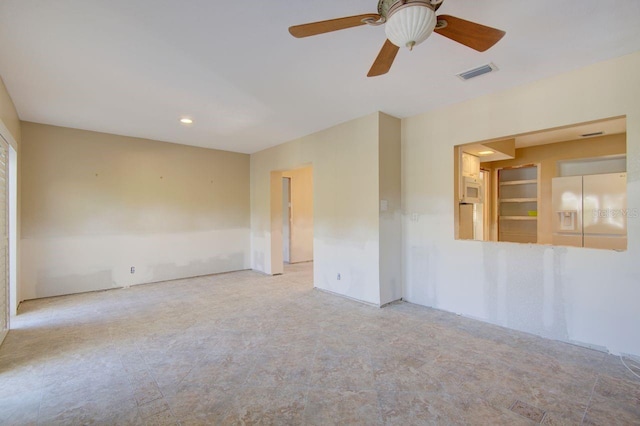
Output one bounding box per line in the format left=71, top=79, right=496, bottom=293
left=166, top=383, right=235, bottom=423
left=309, top=353, right=375, bottom=391
left=378, top=390, right=533, bottom=426
left=0, top=262, right=638, bottom=425
left=303, top=389, right=381, bottom=425
left=223, top=385, right=307, bottom=424
left=583, top=375, right=640, bottom=425
left=372, top=354, right=444, bottom=392
left=246, top=351, right=314, bottom=388
left=38, top=391, right=138, bottom=425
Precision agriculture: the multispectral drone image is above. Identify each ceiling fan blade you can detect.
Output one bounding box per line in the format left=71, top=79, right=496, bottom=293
left=434, top=15, right=505, bottom=52
left=368, top=39, right=400, bottom=77
left=289, top=14, right=381, bottom=38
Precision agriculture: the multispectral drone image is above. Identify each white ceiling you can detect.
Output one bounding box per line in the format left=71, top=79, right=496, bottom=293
left=1, top=0, right=639, bottom=154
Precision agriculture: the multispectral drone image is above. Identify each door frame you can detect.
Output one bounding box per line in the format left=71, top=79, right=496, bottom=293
left=0, top=119, right=17, bottom=345
left=282, top=177, right=292, bottom=263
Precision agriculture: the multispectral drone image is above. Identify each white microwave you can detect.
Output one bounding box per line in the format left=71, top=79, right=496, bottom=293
left=461, top=177, right=483, bottom=204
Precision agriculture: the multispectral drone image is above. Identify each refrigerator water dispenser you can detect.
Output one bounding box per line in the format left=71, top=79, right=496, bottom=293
left=557, top=210, right=577, bottom=231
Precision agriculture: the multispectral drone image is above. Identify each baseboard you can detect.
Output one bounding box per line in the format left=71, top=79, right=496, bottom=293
left=313, top=287, right=380, bottom=308
left=380, top=298, right=403, bottom=308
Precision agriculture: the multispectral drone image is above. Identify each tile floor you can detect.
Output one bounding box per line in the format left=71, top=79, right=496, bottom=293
left=0, top=262, right=639, bottom=425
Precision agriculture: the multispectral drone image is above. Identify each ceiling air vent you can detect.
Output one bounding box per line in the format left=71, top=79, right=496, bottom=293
left=456, top=63, right=498, bottom=81
left=581, top=131, right=604, bottom=137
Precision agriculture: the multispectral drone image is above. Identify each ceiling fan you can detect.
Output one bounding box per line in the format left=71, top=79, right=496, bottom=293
left=289, top=0, right=506, bottom=77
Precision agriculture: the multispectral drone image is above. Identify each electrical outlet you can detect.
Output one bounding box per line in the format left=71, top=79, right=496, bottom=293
left=130, top=266, right=135, bottom=274
left=337, top=273, right=341, bottom=280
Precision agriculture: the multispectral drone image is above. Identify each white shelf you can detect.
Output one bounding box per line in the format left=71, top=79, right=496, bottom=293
left=498, top=232, right=537, bottom=243
left=498, top=165, right=538, bottom=244
left=500, top=179, right=537, bottom=186
left=500, top=198, right=537, bottom=203
left=500, top=216, right=537, bottom=221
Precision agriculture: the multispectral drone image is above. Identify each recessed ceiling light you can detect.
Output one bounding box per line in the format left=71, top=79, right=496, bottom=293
left=180, top=117, right=193, bottom=125
left=477, top=150, right=495, bottom=156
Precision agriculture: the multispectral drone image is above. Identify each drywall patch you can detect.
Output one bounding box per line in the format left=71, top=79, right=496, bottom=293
left=482, top=243, right=569, bottom=340
left=35, top=269, right=115, bottom=299
left=313, top=236, right=380, bottom=305
left=150, top=252, right=246, bottom=284
left=252, top=250, right=266, bottom=273
left=21, top=228, right=251, bottom=299
left=407, top=244, right=439, bottom=307
left=482, top=243, right=503, bottom=324
left=548, top=246, right=569, bottom=338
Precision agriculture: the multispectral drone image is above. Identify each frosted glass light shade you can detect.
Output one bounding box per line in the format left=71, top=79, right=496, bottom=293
left=385, top=4, right=437, bottom=49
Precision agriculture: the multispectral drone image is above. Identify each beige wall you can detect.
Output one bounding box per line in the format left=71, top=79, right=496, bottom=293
left=20, top=122, right=250, bottom=299
left=282, top=166, right=313, bottom=263
left=486, top=134, right=626, bottom=244
left=251, top=112, right=382, bottom=304
left=0, top=76, right=20, bottom=148
left=402, top=51, right=640, bottom=357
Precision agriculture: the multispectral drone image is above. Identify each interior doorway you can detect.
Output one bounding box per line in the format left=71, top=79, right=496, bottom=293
left=270, top=165, right=313, bottom=275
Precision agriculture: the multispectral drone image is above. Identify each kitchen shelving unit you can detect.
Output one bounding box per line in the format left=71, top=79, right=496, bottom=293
left=498, top=165, right=539, bottom=243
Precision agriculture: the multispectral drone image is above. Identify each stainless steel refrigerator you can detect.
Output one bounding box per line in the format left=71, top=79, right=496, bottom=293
left=552, top=172, right=627, bottom=250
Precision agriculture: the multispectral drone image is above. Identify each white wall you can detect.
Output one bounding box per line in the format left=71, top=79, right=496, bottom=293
left=402, top=51, right=640, bottom=356
left=251, top=113, right=382, bottom=305
left=21, top=122, right=250, bottom=299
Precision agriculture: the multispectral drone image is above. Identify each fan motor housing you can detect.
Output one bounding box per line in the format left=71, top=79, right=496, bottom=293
left=377, top=0, right=442, bottom=18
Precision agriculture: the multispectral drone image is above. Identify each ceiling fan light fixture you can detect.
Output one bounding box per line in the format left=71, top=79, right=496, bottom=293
left=384, top=1, right=437, bottom=49
left=289, top=0, right=506, bottom=77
